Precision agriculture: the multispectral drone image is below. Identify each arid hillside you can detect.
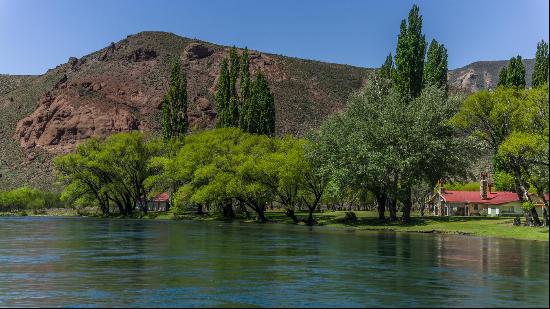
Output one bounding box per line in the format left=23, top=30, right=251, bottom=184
left=0, top=31, right=534, bottom=190
left=0, top=31, right=370, bottom=189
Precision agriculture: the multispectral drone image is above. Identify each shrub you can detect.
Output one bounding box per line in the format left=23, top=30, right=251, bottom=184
left=343, top=211, right=358, bottom=224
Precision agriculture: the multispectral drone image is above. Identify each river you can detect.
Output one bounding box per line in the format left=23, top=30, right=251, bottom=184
left=0, top=217, right=548, bottom=307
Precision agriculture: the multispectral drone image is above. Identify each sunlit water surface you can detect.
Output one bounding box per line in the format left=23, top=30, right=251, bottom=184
left=0, top=217, right=548, bottom=307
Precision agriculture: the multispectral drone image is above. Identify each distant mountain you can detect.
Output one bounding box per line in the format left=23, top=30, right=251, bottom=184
left=0, top=31, right=535, bottom=189
left=448, top=59, right=534, bottom=93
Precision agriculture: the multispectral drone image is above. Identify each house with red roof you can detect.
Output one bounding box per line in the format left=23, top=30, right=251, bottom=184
left=432, top=173, right=547, bottom=217
left=144, top=192, right=170, bottom=212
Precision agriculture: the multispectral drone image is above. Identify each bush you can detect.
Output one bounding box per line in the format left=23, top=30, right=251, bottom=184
left=0, top=187, right=64, bottom=212
left=343, top=211, right=358, bottom=224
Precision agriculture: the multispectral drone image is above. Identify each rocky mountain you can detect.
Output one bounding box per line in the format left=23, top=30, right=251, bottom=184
left=0, top=31, right=534, bottom=190
left=448, top=59, right=534, bottom=93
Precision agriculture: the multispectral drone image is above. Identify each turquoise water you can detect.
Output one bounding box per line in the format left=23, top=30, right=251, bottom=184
left=0, top=217, right=548, bottom=307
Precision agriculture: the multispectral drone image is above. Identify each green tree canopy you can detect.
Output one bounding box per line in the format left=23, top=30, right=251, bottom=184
left=162, top=61, right=188, bottom=140
left=394, top=4, right=427, bottom=99
left=532, top=40, right=549, bottom=88
left=54, top=132, right=161, bottom=216
left=424, top=39, right=448, bottom=93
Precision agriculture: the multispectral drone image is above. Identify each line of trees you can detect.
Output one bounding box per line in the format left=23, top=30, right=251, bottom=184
left=52, top=5, right=548, bottom=228
left=476, top=39, right=550, bottom=226
left=216, top=47, right=275, bottom=135
left=0, top=187, right=65, bottom=213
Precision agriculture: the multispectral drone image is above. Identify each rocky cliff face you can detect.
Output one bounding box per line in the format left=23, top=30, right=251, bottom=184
left=0, top=31, right=369, bottom=189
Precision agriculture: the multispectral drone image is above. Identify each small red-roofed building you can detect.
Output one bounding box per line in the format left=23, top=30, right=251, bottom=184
left=432, top=173, right=546, bottom=217
left=144, top=192, right=170, bottom=212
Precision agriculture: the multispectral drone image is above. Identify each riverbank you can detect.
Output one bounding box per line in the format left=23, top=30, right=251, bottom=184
left=176, top=210, right=549, bottom=241
left=1, top=208, right=548, bottom=241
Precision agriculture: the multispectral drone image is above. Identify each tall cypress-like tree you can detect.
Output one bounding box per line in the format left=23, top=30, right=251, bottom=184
left=497, top=67, right=508, bottom=87
left=228, top=46, right=240, bottom=126
left=215, top=58, right=231, bottom=128
left=239, top=48, right=253, bottom=131
left=507, top=55, right=526, bottom=88
left=250, top=72, right=275, bottom=136
left=161, top=61, right=188, bottom=140
left=380, top=53, right=394, bottom=80
left=424, top=39, right=448, bottom=93
left=394, top=5, right=426, bottom=99
left=532, top=40, right=549, bottom=88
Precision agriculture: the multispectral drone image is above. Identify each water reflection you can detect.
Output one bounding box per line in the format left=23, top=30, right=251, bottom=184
left=0, top=217, right=547, bottom=307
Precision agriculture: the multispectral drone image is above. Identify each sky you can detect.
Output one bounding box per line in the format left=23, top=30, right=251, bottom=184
left=0, top=0, right=548, bottom=75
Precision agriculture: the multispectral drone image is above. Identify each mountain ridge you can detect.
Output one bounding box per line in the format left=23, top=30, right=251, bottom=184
left=0, top=31, right=535, bottom=190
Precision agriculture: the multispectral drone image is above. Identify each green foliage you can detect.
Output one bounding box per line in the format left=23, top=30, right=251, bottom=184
left=532, top=40, right=549, bottom=88
left=146, top=128, right=322, bottom=222
left=522, top=201, right=535, bottom=211
left=394, top=4, right=427, bottom=99
left=54, top=132, right=162, bottom=216
left=380, top=53, right=394, bottom=80
left=0, top=187, right=64, bottom=212
left=497, top=53, right=531, bottom=89
left=239, top=47, right=252, bottom=128
left=248, top=73, right=275, bottom=135
left=312, top=75, right=475, bottom=223
left=424, top=39, right=448, bottom=94
left=493, top=171, right=515, bottom=191
left=452, top=86, right=549, bottom=224
left=161, top=61, right=188, bottom=140
left=497, top=67, right=508, bottom=87
left=215, top=58, right=231, bottom=128
left=444, top=182, right=480, bottom=191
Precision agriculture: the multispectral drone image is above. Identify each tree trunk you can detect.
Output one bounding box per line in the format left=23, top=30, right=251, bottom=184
left=401, top=186, right=413, bottom=224
left=222, top=201, right=234, bottom=219
left=510, top=161, right=541, bottom=226
left=196, top=204, right=204, bottom=215
left=256, top=209, right=267, bottom=223
left=284, top=208, right=300, bottom=223
left=375, top=193, right=386, bottom=221
left=388, top=198, right=398, bottom=221
left=305, top=207, right=316, bottom=226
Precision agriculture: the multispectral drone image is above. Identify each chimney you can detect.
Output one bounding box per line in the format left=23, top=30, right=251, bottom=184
left=480, top=172, right=488, bottom=200
left=438, top=180, right=446, bottom=194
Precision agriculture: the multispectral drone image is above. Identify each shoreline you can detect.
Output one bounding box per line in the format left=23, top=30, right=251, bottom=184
left=2, top=208, right=548, bottom=242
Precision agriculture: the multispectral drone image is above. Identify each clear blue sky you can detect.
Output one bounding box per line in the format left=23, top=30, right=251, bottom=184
left=0, top=0, right=548, bottom=75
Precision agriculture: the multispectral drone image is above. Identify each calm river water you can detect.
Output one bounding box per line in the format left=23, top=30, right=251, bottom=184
left=0, top=217, right=548, bottom=307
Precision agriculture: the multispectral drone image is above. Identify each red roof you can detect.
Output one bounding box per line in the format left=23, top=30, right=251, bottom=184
left=151, top=192, right=170, bottom=202
left=441, top=190, right=519, bottom=205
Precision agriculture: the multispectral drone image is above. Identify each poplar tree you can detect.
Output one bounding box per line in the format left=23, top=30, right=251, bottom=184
left=497, top=67, right=508, bottom=87
left=507, top=56, right=526, bottom=88
left=380, top=53, right=394, bottom=80
left=239, top=48, right=253, bottom=131
left=250, top=72, right=275, bottom=136
left=394, top=5, right=426, bottom=99
left=228, top=46, right=240, bottom=126
left=532, top=40, right=549, bottom=88
left=424, top=39, right=448, bottom=93
left=161, top=61, right=188, bottom=140
left=215, top=58, right=231, bottom=128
